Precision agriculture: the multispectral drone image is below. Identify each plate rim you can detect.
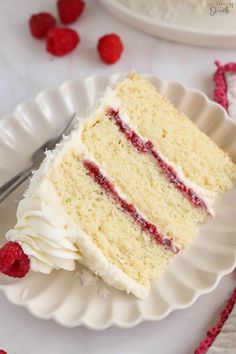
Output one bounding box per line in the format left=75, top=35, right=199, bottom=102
left=0, top=72, right=236, bottom=329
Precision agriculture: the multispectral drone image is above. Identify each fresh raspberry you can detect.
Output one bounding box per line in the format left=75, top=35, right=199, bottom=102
left=46, top=27, right=80, bottom=56
left=0, top=350, right=7, bottom=354
left=0, top=242, right=30, bottom=278
left=57, top=0, right=85, bottom=24
left=29, top=12, right=56, bottom=39
left=97, top=34, right=124, bottom=64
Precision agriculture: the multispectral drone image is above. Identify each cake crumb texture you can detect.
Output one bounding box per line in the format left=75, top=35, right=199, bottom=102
left=49, top=151, right=173, bottom=290
left=116, top=74, right=236, bottom=195
left=82, top=113, right=204, bottom=249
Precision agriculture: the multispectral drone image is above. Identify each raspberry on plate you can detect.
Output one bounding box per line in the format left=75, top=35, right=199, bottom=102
left=46, top=27, right=80, bottom=56
left=0, top=242, right=30, bottom=278
left=29, top=12, right=56, bottom=39
left=57, top=0, right=85, bottom=24
left=97, top=33, right=124, bottom=64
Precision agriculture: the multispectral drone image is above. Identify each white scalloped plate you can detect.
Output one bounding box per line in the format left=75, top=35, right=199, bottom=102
left=100, top=0, right=236, bottom=48
left=0, top=74, right=236, bottom=330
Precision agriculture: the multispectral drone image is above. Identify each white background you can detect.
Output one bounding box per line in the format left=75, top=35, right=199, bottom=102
left=0, top=0, right=235, bottom=353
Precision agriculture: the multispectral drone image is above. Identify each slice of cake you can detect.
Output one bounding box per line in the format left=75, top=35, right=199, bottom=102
left=1, top=73, right=235, bottom=299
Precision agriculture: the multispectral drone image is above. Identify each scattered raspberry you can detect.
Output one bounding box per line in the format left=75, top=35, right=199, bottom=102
left=29, top=12, right=56, bottom=39
left=57, top=0, right=85, bottom=24
left=46, top=27, right=80, bottom=56
left=97, top=34, right=124, bottom=64
left=0, top=242, right=30, bottom=278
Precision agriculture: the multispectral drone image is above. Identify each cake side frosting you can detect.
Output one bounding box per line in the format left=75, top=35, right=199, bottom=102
left=5, top=130, right=83, bottom=273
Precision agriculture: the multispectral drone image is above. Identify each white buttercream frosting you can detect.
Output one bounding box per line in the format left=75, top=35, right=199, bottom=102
left=6, top=163, right=81, bottom=274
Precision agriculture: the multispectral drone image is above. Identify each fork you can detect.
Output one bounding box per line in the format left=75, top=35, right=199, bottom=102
left=0, top=113, right=77, bottom=203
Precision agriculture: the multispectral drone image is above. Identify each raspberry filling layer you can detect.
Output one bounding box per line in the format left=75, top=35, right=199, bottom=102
left=83, top=159, right=179, bottom=254
left=107, top=108, right=211, bottom=217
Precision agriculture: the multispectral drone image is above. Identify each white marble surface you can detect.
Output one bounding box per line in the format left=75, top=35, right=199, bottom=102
left=0, top=0, right=236, bottom=353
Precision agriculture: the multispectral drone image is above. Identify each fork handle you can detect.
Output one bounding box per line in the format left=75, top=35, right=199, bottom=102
left=0, top=168, right=32, bottom=203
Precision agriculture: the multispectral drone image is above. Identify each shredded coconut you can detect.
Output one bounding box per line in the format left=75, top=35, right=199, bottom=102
left=98, top=285, right=111, bottom=298
left=118, top=0, right=210, bottom=21
left=80, top=269, right=98, bottom=287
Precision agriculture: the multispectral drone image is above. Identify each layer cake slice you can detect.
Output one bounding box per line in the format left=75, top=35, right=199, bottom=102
left=3, top=73, right=236, bottom=298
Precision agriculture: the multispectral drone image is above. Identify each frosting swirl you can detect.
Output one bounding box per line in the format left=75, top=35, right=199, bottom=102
left=6, top=177, right=81, bottom=274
